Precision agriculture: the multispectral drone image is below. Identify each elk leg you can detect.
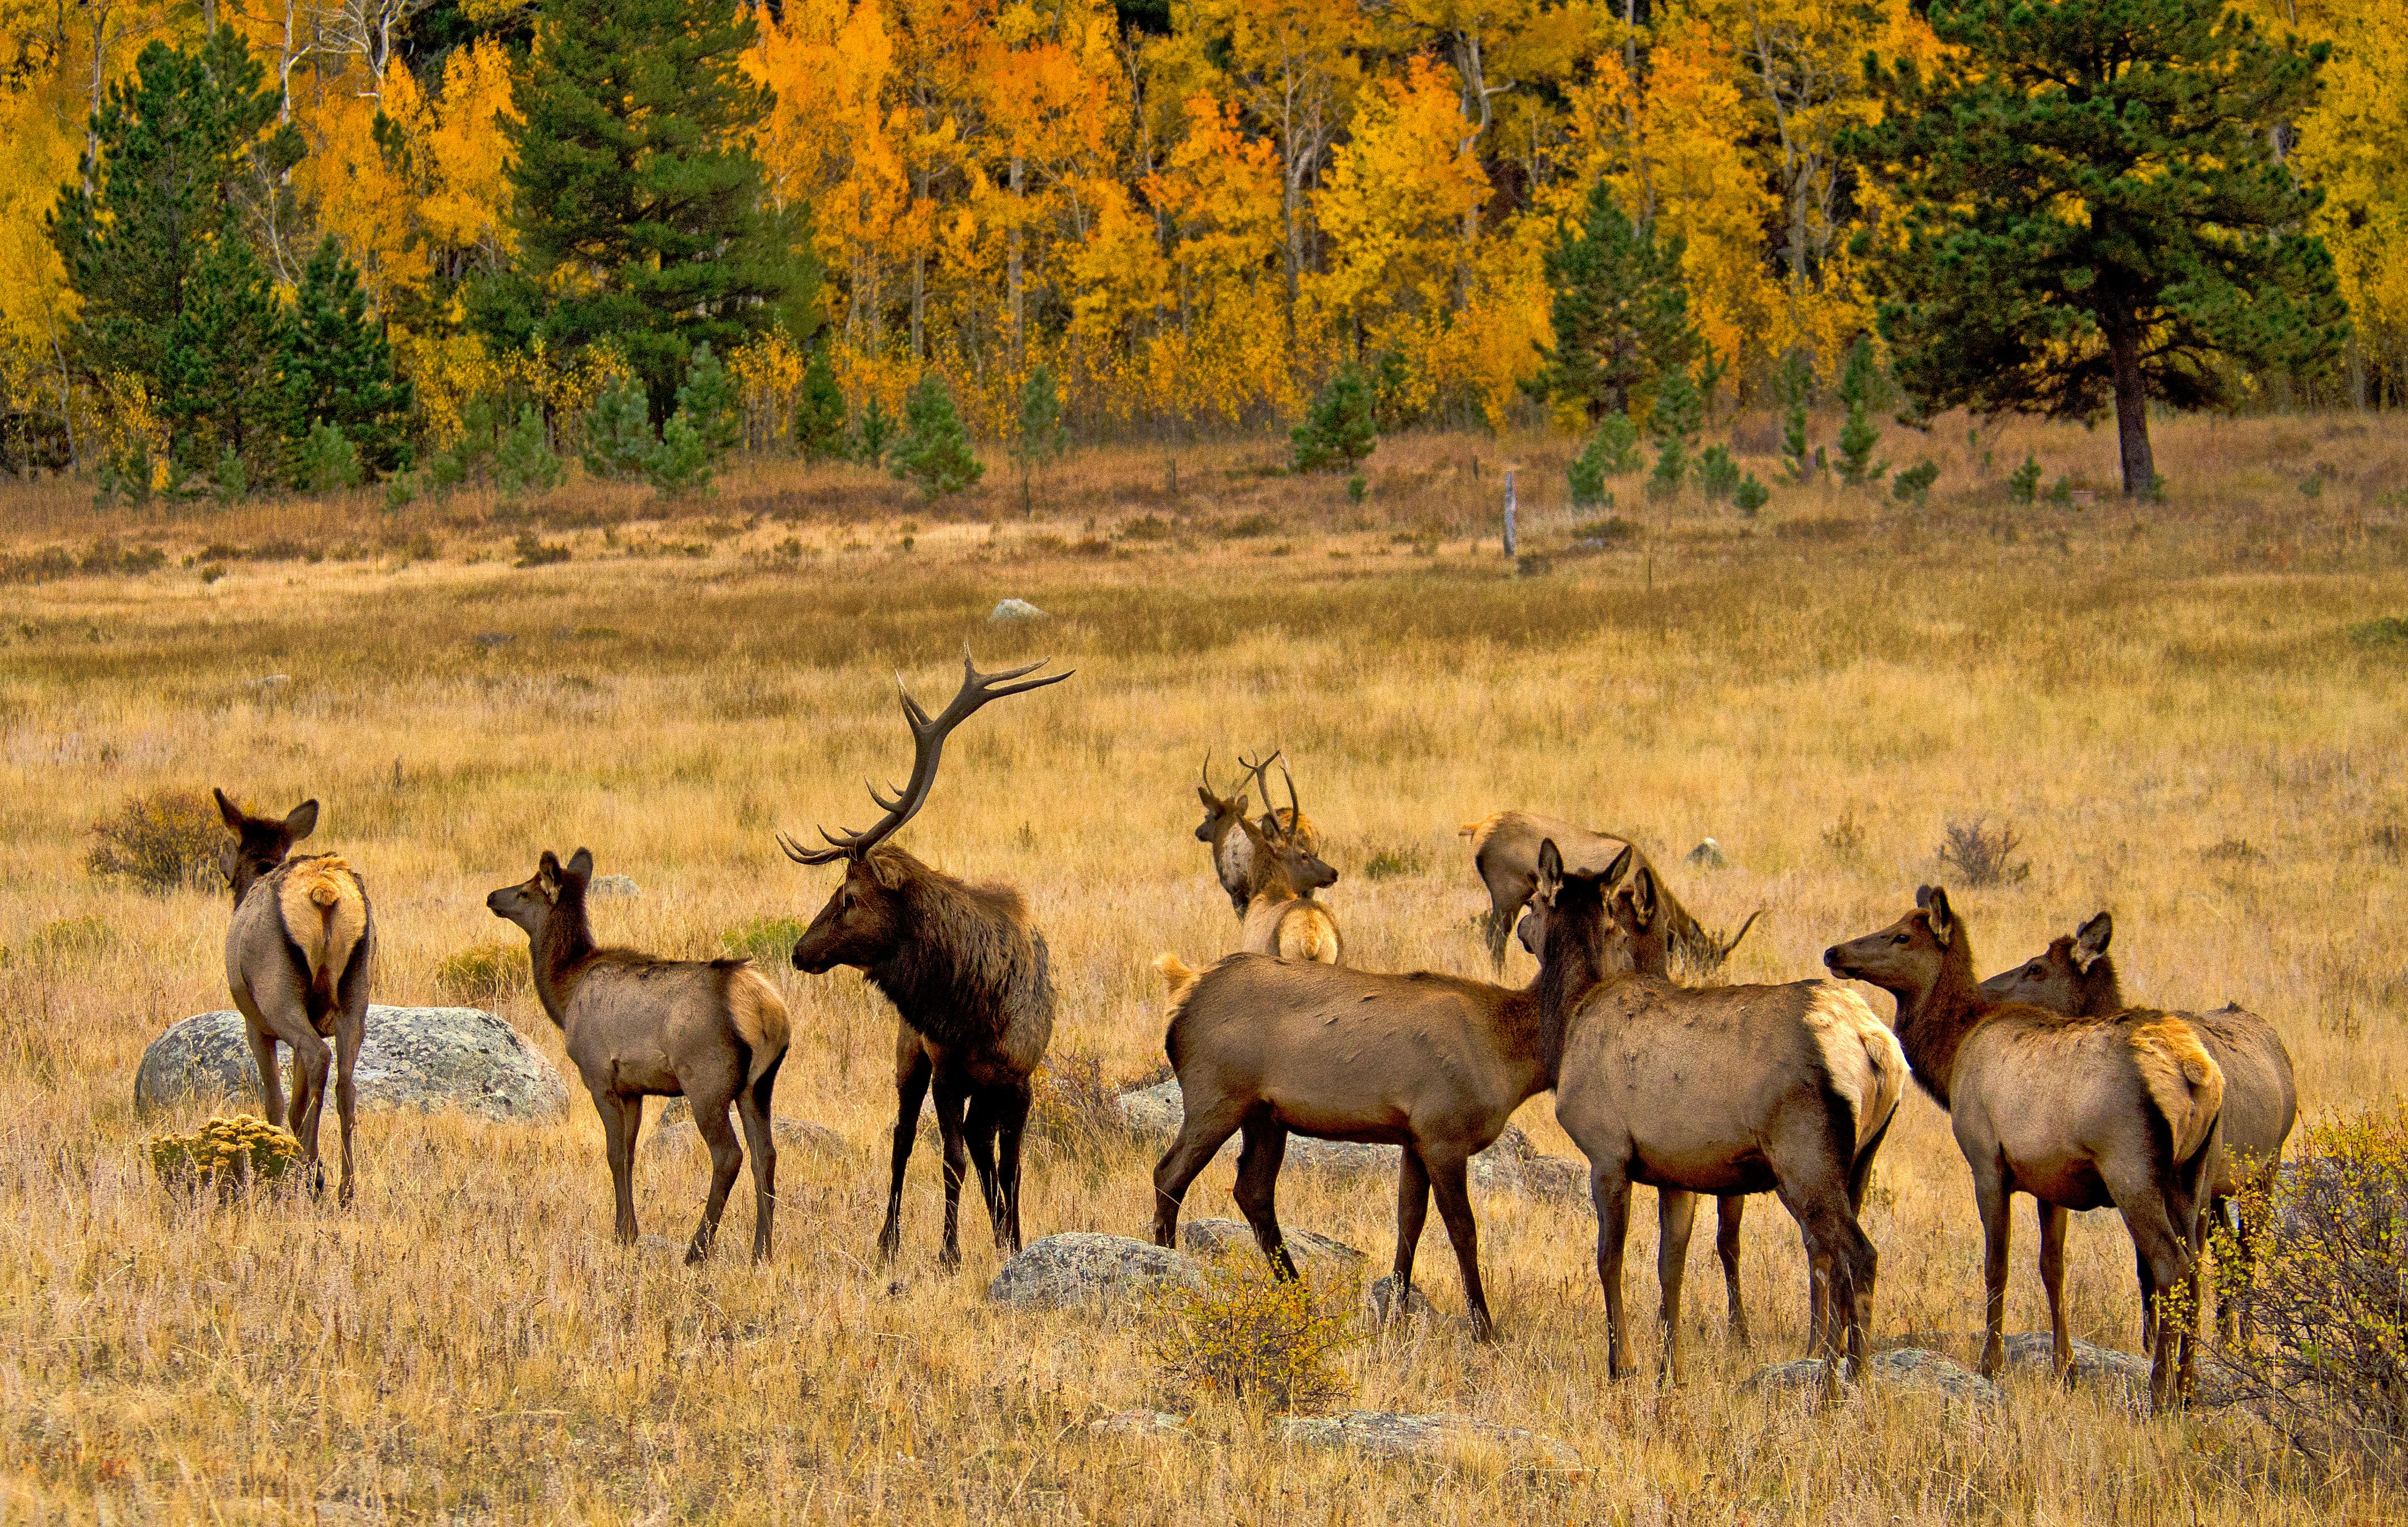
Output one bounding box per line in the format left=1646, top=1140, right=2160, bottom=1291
left=1150, top=1099, right=1246, bottom=1248
left=1657, top=1188, right=1698, bottom=1384
left=1593, top=1163, right=1635, bottom=1379
left=962, top=1090, right=1005, bottom=1241
left=332, top=1003, right=363, bottom=1208
left=994, top=1085, right=1030, bottom=1254
left=880, top=1047, right=932, bottom=1264
left=1387, top=1147, right=1431, bottom=1326
left=1775, top=1162, right=1876, bottom=1381
left=1232, top=1115, right=1297, bottom=1280
left=1973, top=1168, right=2012, bottom=1379
left=1715, top=1195, right=1749, bottom=1348
left=1425, top=1152, right=1492, bottom=1342
left=930, top=1074, right=972, bottom=1271
left=2117, top=1198, right=2195, bottom=1412
left=738, top=1063, right=780, bottom=1263
left=288, top=1029, right=333, bottom=1197
left=2038, top=1201, right=2071, bottom=1385
left=597, top=1090, right=639, bottom=1246
left=687, top=1094, right=744, bottom=1265
left=244, top=1024, right=287, bottom=1131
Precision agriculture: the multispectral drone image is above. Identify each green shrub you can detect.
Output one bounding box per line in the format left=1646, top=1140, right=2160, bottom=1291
left=1146, top=1262, right=1353, bottom=1413
left=2007, top=453, right=2043, bottom=504
left=581, top=377, right=657, bottom=480
left=86, top=788, right=225, bottom=893
left=1695, top=443, right=1741, bottom=504
left=1566, top=428, right=1616, bottom=508
left=1571, top=516, right=1640, bottom=543
left=292, top=422, right=362, bottom=494
left=1734, top=473, right=1769, bottom=517
left=1892, top=460, right=1939, bottom=507
left=890, top=375, right=983, bottom=497
left=2348, top=616, right=2408, bottom=649
left=97, top=442, right=155, bottom=507
left=645, top=410, right=714, bottom=498
left=1645, top=369, right=1700, bottom=502
left=720, top=915, right=808, bottom=964
left=1290, top=365, right=1377, bottom=474
left=1834, top=337, right=1888, bottom=488
left=676, top=343, right=743, bottom=457
left=212, top=445, right=249, bottom=504
left=852, top=394, right=894, bottom=465
left=1362, top=844, right=1427, bottom=881
left=1777, top=349, right=1816, bottom=484
left=495, top=407, right=562, bottom=499
left=795, top=343, right=848, bottom=462
left=434, top=940, right=529, bottom=1006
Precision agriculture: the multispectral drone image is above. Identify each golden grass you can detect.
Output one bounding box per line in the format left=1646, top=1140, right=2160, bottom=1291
left=0, top=413, right=2405, bottom=1522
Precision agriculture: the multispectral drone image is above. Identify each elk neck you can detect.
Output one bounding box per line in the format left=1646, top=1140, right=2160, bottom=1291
left=1891, top=929, right=1991, bottom=1110
left=529, top=884, right=600, bottom=1028
left=1530, top=902, right=1615, bottom=1083
left=864, top=863, right=1041, bottom=1050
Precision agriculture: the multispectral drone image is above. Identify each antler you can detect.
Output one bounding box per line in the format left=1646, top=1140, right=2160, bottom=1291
left=1237, top=750, right=1283, bottom=834
left=778, top=648, right=1072, bottom=866
left=1277, top=757, right=1304, bottom=841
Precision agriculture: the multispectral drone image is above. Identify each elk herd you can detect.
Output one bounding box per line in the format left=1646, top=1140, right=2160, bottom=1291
left=200, top=649, right=2293, bottom=1414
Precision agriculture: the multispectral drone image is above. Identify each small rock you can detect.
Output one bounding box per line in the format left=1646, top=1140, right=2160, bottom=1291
left=473, top=631, right=515, bottom=649
left=2002, top=1332, right=2154, bottom=1393
left=987, top=1232, right=1201, bottom=1310
left=1363, top=1273, right=1439, bottom=1331
left=1274, top=1410, right=1578, bottom=1470
left=645, top=1116, right=847, bottom=1156
left=589, top=873, right=640, bottom=898
left=136, top=1006, right=569, bottom=1122
left=989, top=597, right=1048, bottom=622
left=1744, top=1347, right=2004, bottom=1408
left=1180, top=1217, right=1365, bottom=1270
left=247, top=674, right=291, bottom=690
left=1685, top=838, right=1728, bottom=870
left=1089, top=1409, right=1188, bottom=1438
left=1115, top=1080, right=1187, bottom=1138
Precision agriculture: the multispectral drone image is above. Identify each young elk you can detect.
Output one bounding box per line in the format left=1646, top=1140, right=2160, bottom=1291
left=1545, top=845, right=1905, bottom=1382
left=1150, top=847, right=1619, bottom=1340
left=1826, top=889, right=2224, bottom=1409
left=1233, top=754, right=1342, bottom=964
left=782, top=652, right=1068, bottom=1268
left=1194, top=750, right=1323, bottom=914
left=1462, top=811, right=1758, bottom=976
left=487, top=849, right=789, bottom=1262
left=215, top=791, right=374, bottom=1202
left=1981, top=911, right=2296, bottom=1339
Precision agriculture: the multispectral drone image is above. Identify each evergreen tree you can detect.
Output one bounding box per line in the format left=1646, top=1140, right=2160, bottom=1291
left=1645, top=369, right=1702, bottom=501
left=675, top=343, right=743, bottom=456
left=852, top=394, right=895, bottom=465
left=1857, top=0, right=2347, bottom=497
left=490, top=0, right=817, bottom=419
left=1010, top=363, right=1068, bottom=517
left=282, top=236, right=413, bottom=479
left=48, top=27, right=293, bottom=394
left=159, top=233, right=285, bottom=488
left=646, top=411, right=713, bottom=497
left=794, top=342, right=848, bottom=462
left=890, top=374, right=983, bottom=497
left=1833, top=338, right=1888, bottom=487
left=1775, top=350, right=1816, bottom=484
left=581, top=378, right=657, bottom=479
left=294, top=423, right=362, bottom=494
left=1290, top=364, right=1377, bottom=473
left=1525, top=180, right=1705, bottom=421
left=494, top=407, right=563, bottom=499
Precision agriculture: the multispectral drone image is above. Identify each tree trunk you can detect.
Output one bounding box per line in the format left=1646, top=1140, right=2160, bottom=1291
left=1007, top=153, right=1024, bottom=370
left=2105, top=315, right=2154, bottom=497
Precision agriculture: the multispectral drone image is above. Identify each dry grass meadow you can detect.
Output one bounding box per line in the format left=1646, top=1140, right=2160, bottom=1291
left=1, top=411, right=2405, bottom=1524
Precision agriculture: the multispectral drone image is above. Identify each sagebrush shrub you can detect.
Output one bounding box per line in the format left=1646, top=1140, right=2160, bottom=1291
left=1938, top=818, right=2029, bottom=887
left=1028, top=1049, right=1131, bottom=1154
left=151, top=1115, right=302, bottom=1197
left=435, top=941, right=530, bottom=1006
left=87, top=788, right=224, bottom=893
left=1145, top=1263, right=1353, bottom=1413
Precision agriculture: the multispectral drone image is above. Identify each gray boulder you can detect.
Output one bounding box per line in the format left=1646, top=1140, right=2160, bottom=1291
left=1744, top=1347, right=2004, bottom=1408
left=1274, top=1411, right=1578, bottom=1470
left=589, top=874, right=640, bottom=898
left=646, top=1116, right=847, bottom=1157
left=1363, top=1273, right=1439, bottom=1331
left=990, top=597, right=1048, bottom=621
left=135, top=1006, right=569, bottom=1123
left=2002, top=1332, right=2154, bottom=1393
left=1685, top=838, right=1728, bottom=870
left=987, top=1232, right=1202, bottom=1310
left=1180, top=1217, right=1365, bottom=1270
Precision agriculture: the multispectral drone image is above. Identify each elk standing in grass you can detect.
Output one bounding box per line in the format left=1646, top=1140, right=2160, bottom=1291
left=488, top=848, right=789, bottom=1262
left=784, top=652, right=1068, bottom=1268
left=1982, top=911, right=2296, bottom=1340
left=1826, top=888, right=2224, bottom=1408
left=1233, top=754, right=1342, bottom=964
left=1150, top=843, right=1621, bottom=1339
left=1195, top=750, right=1322, bottom=915
left=215, top=790, right=374, bottom=1202
left=1462, top=811, right=1757, bottom=975
left=1542, top=845, right=1905, bottom=1382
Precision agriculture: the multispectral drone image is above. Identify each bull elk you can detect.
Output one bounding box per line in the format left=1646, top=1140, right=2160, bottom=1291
left=1541, top=845, right=1905, bottom=1382
left=1233, top=754, right=1341, bottom=964
left=1462, top=811, right=1757, bottom=976
left=1826, top=888, right=2224, bottom=1408
left=1194, top=750, right=1320, bottom=915
left=213, top=790, right=374, bottom=1202
left=488, top=848, right=790, bottom=1262
left=782, top=651, right=1068, bottom=1268
left=1981, top=911, right=2296, bottom=1340
left=1149, top=841, right=1622, bottom=1339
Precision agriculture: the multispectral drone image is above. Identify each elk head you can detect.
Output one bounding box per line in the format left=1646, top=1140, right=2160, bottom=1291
left=1824, top=885, right=1959, bottom=999
left=1240, top=751, right=1337, bottom=893
left=214, top=788, right=318, bottom=901
left=783, top=650, right=1071, bottom=975
left=1526, top=838, right=1618, bottom=975
left=1193, top=750, right=1254, bottom=847
left=1979, top=911, right=2113, bottom=1011
left=486, top=848, right=592, bottom=939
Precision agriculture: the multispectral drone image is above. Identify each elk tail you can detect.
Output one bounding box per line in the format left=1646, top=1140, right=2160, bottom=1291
left=1154, top=952, right=1200, bottom=998
left=726, top=966, right=792, bottom=1085
left=281, top=858, right=366, bottom=1010
left=2132, top=1017, right=2225, bottom=1164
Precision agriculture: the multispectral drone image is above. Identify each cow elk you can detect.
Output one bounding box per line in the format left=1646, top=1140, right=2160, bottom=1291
left=1981, top=911, right=2297, bottom=1339
left=1233, top=754, right=1342, bottom=964
left=214, top=789, right=374, bottom=1202
left=1826, top=888, right=2224, bottom=1408
left=782, top=651, right=1068, bottom=1268
left=1544, top=845, right=1905, bottom=1382
left=488, top=848, right=790, bottom=1262
left=1149, top=843, right=1623, bottom=1339
left=1462, top=811, right=1756, bottom=976
left=1194, top=750, right=1322, bottom=915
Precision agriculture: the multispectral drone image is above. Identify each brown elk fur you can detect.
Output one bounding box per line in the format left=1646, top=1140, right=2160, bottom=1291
left=1981, top=911, right=2297, bottom=1339
left=1826, top=889, right=2224, bottom=1409
left=1148, top=852, right=1617, bottom=1339
left=1196, top=751, right=1320, bottom=916
left=1462, top=811, right=1755, bottom=976
left=1231, top=817, right=1342, bottom=965
left=214, top=789, right=374, bottom=1202
left=490, top=848, right=789, bottom=1262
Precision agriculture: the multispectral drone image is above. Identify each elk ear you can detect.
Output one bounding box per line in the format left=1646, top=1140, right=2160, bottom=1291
left=1925, top=886, right=1955, bottom=946
left=565, top=847, right=594, bottom=883
left=1198, top=785, right=1218, bottom=810
left=1627, top=865, right=1660, bottom=929
left=2073, top=911, right=2113, bottom=972
left=1914, top=884, right=1935, bottom=911
left=868, top=852, right=909, bottom=890
left=283, top=799, right=319, bottom=842
left=1534, top=838, right=1565, bottom=904
left=537, top=851, right=562, bottom=895
left=1602, top=844, right=1635, bottom=887
left=214, top=788, right=246, bottom=830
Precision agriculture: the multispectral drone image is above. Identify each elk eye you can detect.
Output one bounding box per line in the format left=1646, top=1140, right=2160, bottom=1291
left=1892, top=934, right=1909, bottom=945
left=842, top=891, right=856, bottom=911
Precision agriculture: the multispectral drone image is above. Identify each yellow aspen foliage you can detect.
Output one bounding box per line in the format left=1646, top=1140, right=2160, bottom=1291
left=1312, top=56, right=1489, bottom=335
left=418, top=39, right=522, bottom=262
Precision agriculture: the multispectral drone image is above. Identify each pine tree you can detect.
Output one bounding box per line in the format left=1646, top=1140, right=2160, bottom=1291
left=675, top=343, right=743, bottom=457
left=581, top=378, right=657, bottom=479
left=1775, top=350, right=1816, bottom=484
left=646, top=411, right=713, bottom=497
left=1645, top=370, right=1702, bottom=502
left=795, top=343, right=848, bottom=462
left=1525, top=180, right=1705, bottom=422
left=1290, top=365, right=1377, bottom=473
left=852, top=395, right=894, bottom=465
left=282, top=236, right=413, bottom=480
left=495, top=407, right=563, bottom=499
left=1833, top=338, right=1888, bottom=488
left=890, top=374, right=983, bottom=498
left=1010, top=363, right=1068, bottom=517
left=491, top=0, right=818, bottom=419
left=159, top=233, right=286, bottom=489
left=1858, top=0, right=2347, bottom=497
